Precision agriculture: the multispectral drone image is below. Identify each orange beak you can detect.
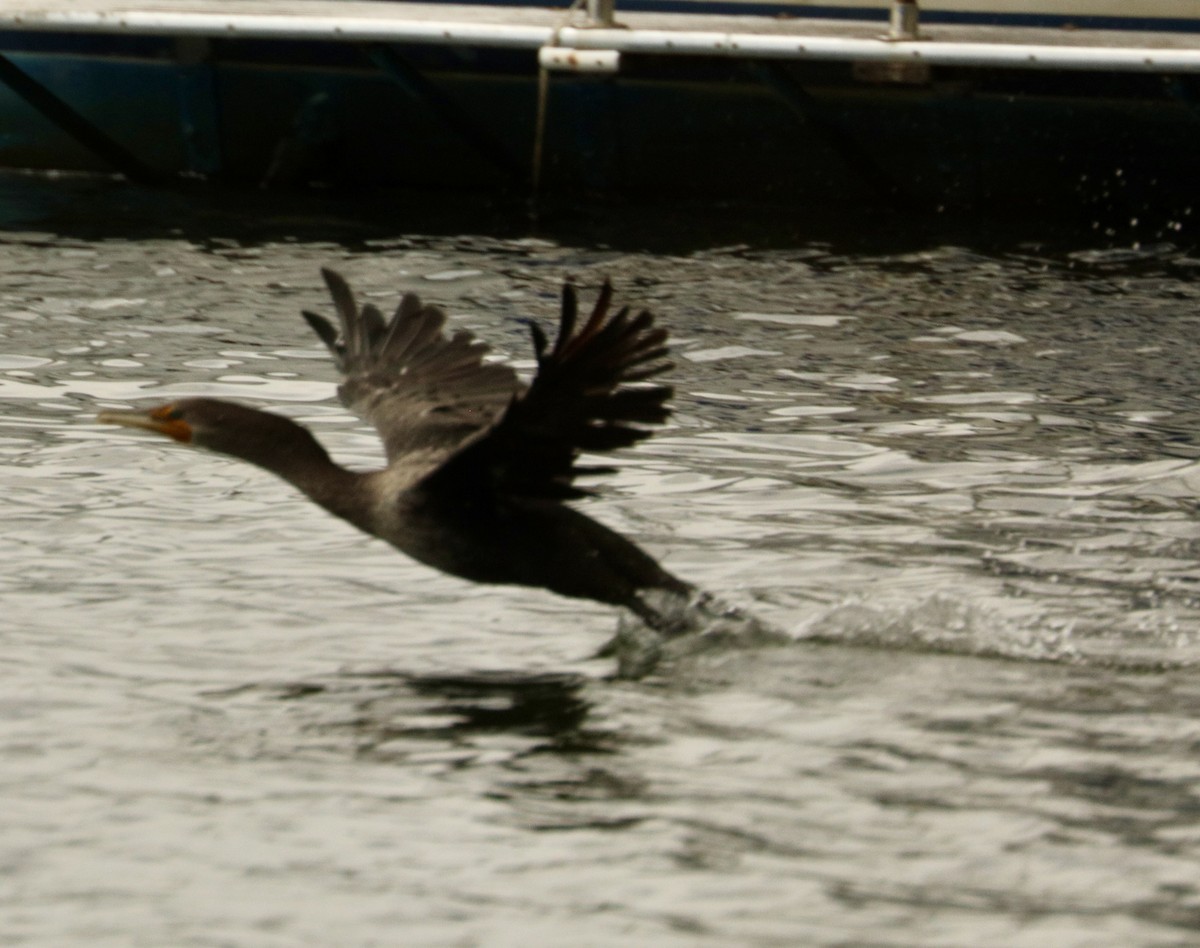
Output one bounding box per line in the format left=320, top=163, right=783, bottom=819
left=97, top=404, right=193, bottom=443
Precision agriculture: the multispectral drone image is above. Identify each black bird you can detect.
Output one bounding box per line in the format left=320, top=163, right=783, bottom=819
left=99, top=269, right=697, bottom=635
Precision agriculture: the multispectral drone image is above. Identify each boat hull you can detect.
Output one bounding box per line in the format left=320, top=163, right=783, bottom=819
left=0, top=6, right=1198, bottom=222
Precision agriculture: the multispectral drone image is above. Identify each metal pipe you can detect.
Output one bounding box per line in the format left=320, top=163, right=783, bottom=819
left=3, top=9, right=1200, bottom=74
left=559, top=27, right=1200, bottom=72
left=888, top=0, right=919, bottom=41
left=538, top=46, right=621, bottom=73
left=1, top=10, right=550, bottom=49
left=581, top=30, right=1200, bottom=73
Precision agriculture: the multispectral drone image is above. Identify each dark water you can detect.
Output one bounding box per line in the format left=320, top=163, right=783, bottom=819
left=3, top=175, right=1200, bottom=945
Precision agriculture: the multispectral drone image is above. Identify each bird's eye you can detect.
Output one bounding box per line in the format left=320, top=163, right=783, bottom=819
left=158, top=405, right=184, bottom=421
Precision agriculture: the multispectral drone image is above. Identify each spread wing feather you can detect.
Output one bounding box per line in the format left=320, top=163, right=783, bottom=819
left=304, top=270, right=673, bottom=501
left=422, top=280, right=674, bottom=502
left=303, top=268, right=519, bottom=464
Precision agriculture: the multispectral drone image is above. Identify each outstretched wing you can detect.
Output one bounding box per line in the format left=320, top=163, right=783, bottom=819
left=303, top=268, right=520, bottom=463
left=421, top=280, right=673, bottom=502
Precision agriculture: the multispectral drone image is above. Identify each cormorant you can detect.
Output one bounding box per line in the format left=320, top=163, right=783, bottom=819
left=98, top=269, right=696, bottom=636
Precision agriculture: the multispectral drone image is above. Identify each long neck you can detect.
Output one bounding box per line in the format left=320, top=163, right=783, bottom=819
left=274, top=442, right=368, bottom=527
left=207, top=412, right=373, bottom=529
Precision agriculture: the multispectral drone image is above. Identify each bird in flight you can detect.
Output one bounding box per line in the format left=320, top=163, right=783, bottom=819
left=99, top=269, right=697, bottom=640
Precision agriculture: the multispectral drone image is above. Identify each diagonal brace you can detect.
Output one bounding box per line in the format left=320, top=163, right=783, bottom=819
left=0, top=52, right=163, bottom=184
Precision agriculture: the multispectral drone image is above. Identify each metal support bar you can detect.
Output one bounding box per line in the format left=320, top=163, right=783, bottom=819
left=366, top=43, right=525, bottom=184
left=586, top=0, right=617, bottom=29
left=538, top=46, right=620, bottom=74
left=0, top=53, right=163, bottom=183
left=888, top=0, right=920, bottom=41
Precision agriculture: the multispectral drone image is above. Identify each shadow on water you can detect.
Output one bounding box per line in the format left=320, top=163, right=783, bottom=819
left=356, top=670, right=597, bottom=747
left=209, top=668, right=623, bottom=762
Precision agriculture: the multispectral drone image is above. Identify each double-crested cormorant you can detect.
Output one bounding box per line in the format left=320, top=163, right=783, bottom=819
left=99, top=269, right=696, bottom=635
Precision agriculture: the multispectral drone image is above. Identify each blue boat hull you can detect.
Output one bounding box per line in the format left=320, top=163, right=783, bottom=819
left=0, top=30, right=1198, bottom=225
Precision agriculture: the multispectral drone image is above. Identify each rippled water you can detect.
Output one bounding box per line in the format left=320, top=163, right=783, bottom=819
left=4, top=177, right=1200, bottom=945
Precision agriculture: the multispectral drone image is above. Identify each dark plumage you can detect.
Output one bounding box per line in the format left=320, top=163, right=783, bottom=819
left=99, top=269, right=695, bottom=634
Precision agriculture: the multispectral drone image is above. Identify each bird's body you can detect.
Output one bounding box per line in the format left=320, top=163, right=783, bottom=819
left=99, top=270, right=695, bottom=635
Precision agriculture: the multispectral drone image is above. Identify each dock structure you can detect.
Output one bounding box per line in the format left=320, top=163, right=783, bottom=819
left=5, top=1, right=1200, bottom=71
left=1, top=1, right=1199, bottom=215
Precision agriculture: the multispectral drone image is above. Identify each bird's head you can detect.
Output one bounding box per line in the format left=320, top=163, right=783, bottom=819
left=98, top=397, right=329, bottom=474
left=97, top=397, right=251, bottom=446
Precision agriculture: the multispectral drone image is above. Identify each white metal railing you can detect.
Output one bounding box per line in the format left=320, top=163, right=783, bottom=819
left=3, top=3, right=1200, bottom=73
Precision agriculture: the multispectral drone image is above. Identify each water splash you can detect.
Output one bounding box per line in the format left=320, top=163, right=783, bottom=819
left=797, top=593, right=1083, bottom=664
left=614, top=589, right=791, bottom=678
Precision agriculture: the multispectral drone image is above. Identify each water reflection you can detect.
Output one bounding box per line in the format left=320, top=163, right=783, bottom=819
left=208, top=670, right=603, bottom=762
left=345, top=671, right=598, bottom=756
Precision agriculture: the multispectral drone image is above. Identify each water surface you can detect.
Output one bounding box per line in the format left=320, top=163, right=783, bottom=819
left=3, top=178, right=1200, bottom=945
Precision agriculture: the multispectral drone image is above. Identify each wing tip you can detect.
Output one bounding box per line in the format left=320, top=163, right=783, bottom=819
left=302, top=309, right=340, bottom=354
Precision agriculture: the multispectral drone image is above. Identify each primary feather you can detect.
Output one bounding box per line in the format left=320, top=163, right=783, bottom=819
left=305, top=269, right=674, bottom=500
